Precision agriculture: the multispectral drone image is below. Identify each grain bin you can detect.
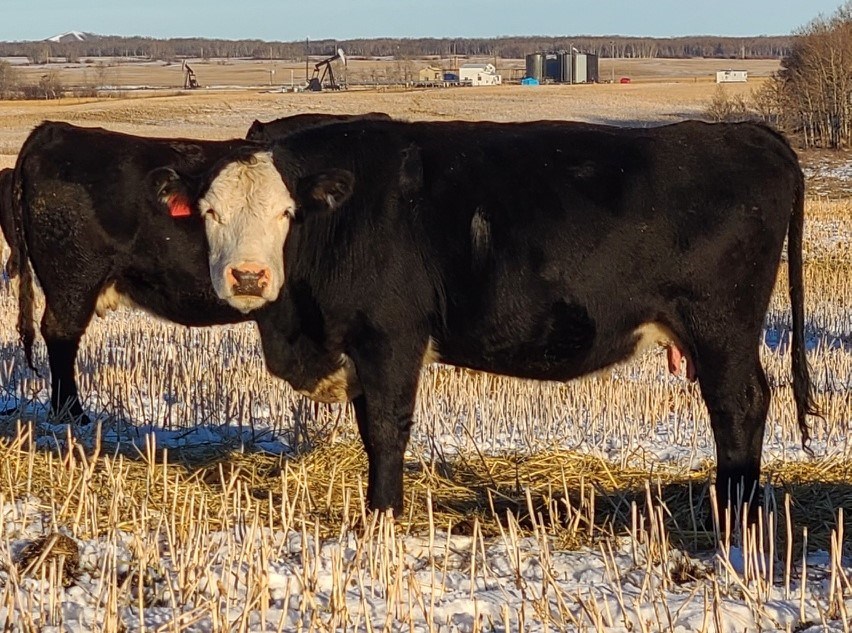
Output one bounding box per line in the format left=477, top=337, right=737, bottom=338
left=586, top=53, right=599, bottom=83
left=544, top=53, right=560, bottom=82
left=525, top=53, right=544, bottom=82
left=573, top=53, right=588, bottom=83
left=558, top=51, right=572, bottom=83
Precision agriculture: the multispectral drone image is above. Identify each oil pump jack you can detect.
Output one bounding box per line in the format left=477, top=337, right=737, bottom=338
left=307, top=48, right=346, bottom=91
left=182, top=60, right=199, bottom=89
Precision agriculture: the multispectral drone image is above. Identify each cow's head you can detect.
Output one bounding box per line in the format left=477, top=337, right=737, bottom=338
left=153, top=150, right=353, bottom=313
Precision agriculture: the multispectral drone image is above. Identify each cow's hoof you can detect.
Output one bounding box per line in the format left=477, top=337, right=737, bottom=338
left=51, top=411, right=92, bottom=426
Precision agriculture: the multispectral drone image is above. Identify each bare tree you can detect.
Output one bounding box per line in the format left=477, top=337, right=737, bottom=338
left=775, top=2, right=852, bottom=148
left=705, top=85, right=752, bottom=122
left=0, top=60, right=20, bottom=99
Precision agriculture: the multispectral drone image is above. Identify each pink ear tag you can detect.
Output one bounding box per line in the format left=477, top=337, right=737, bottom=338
left=168, top=195, right=192, bottom=218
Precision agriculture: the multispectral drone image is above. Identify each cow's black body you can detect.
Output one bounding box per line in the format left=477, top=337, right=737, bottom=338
left=0, top=168, right=13, bottom=258
left=219, top=118, right=816, bottom=516
left=0, top=168, right=13, bottom=238
left=7, top=122, right=257, bottom=421
left=245, top=112, right=391, bottom=142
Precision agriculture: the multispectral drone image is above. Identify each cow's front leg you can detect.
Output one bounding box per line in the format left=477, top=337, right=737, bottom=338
left=350, top=337, right=426, bottom=516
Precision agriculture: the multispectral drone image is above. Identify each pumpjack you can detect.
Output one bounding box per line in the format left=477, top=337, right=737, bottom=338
left=182, top=61, right=199, bottom=89
left=308, top=48, right=346, bottom=91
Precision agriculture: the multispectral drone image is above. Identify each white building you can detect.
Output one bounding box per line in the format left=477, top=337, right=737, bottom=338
left=716, top=70, right=748, bottom=83
left=459, top=63, right=502, bottom=86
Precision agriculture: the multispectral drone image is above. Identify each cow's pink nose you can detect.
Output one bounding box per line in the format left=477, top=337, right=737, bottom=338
left=227, top=263, right=271, bottom=296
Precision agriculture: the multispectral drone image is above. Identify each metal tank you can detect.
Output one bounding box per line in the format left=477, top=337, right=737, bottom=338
left=544, top=52, right=560, bottom=82
left=525, top=53, right=544, bottom=81
left=558, top=51, right=572, bottom=83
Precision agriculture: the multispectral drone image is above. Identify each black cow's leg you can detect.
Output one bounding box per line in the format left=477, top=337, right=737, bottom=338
left=696, top=346, right=770, bottom=530
left=350, top=338, right=425, bottom=516
left=352, top=395, right=371, bottom=453
left=41, top=304, right=91, bottom=424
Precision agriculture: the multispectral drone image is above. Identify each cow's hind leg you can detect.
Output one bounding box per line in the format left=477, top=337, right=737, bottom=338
left=41, top=303, right=92, bottom=424
left=696, top=340, right=770, bottom=530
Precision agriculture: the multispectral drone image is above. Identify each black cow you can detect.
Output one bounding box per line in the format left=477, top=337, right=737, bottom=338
left=0, top=168, right=14, bottom=276
left=4, top=122, right=266, bottom=423
left=245, top=112, right=391, bottom=142
left=5, top=113, right=387, bottom=423
left=164, top=118, right=820, bottom=519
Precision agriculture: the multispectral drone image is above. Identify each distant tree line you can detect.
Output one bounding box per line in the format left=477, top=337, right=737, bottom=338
left=0, top=34, right=794, bottom=63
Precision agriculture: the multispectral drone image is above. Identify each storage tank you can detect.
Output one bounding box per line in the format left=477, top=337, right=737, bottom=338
left=573, top=53, right=588, bottom=84
left=586, top=53, right=599, bottom=83
left=544, top=53, right=560, bottom=81
left=558, top=51, right=572, bottom=83
left=524, top=53, right=544, bottom=82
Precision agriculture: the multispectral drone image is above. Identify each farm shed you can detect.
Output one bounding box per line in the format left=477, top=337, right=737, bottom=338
left=418, top=65, right=443, bottom=82
left=716, top=70, right=748, bottom=83
left=459, top=63, right=502, bottom=86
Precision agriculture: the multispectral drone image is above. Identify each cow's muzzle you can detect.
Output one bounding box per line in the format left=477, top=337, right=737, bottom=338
left=227, top=263, right=271, bottom=297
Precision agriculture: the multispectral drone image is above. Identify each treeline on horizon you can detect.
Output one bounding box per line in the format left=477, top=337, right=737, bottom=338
left=0, top=34, right=795, bottom=63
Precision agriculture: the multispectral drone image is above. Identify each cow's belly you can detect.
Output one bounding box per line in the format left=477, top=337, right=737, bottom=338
left=436, top=321, right=682, bottom=383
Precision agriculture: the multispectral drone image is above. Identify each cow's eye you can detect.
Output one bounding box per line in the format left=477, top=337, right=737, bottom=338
left=203, top=207, right=219, bottom=222
left=281, top=209, right=294, bottom=221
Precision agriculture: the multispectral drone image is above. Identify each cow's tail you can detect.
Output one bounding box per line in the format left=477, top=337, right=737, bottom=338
left=787, top=168, right=819, bottom=454
left=10, top=166, right=37, bottom=372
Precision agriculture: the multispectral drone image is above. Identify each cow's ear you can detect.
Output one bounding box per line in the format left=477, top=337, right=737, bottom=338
left=246, top=120, right=264, bottom=141
left=149, top=167, right=196, bottom=218
left=295, top=169, right=354, bottom=218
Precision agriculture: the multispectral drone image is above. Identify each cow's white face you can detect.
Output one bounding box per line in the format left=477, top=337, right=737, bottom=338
left=198, top=152, right=294, bottom=313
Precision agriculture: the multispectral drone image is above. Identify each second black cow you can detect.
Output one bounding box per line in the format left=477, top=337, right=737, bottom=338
left=245, top=112, right=391, bottom=142
left=5, top=122, right=259, bottom=422
left=5, top=113, right=384, bottom=422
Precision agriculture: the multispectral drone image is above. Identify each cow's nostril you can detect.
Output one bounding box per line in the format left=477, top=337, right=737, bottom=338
left=229, top=265, right=271, bottom=297
left=232, top=269, right=258, bottom=284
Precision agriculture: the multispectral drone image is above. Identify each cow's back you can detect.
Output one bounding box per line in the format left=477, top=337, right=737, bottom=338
left=246, top=112, right=391, bottom=142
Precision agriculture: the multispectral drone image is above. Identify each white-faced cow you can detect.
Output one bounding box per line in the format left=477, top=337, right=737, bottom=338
left=163, top=118, right=819, bottom=519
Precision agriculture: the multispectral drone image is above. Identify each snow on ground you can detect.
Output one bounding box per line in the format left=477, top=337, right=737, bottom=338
left=1, top=491, right=850, bottom=632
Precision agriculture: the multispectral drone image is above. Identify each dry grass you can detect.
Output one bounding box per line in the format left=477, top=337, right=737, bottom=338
left=0, top=57, right=776, bottom=158
left=0, top=416, right=849, bottom=552
left=0, top=422, right=849, bottom=631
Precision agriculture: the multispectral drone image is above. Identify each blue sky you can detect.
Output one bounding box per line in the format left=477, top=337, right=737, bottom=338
left=0, top=0, right=844, bottom=42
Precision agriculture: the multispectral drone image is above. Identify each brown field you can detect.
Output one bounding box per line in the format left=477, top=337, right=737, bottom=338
left=0, top=56, right=780, bottom=164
